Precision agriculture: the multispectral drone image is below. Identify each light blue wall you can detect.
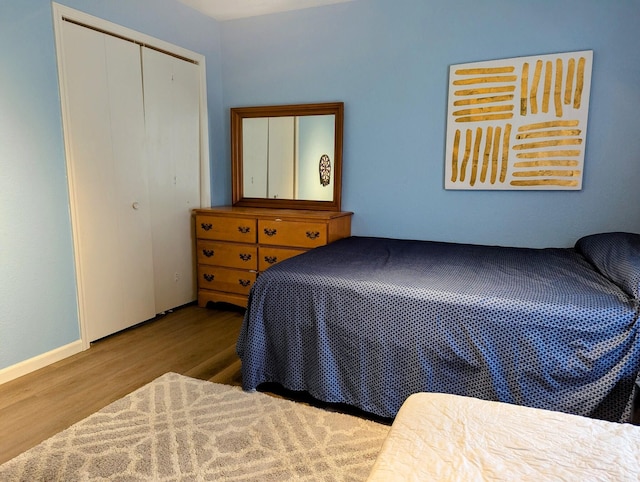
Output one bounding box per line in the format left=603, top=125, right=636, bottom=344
left=0, top=0, right=223, bottom=371
left=2, top=0, right=640, bottom=373
left=298, top=115, right=335, bottom=201
left=219, top=0, right=640, bottom=247
left=0, top=0, right=78, bottom=369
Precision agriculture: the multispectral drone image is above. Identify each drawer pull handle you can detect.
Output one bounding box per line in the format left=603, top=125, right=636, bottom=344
left=264, top=228, right=277, bottom=237
left=202, top=249, right=214, bottom=257
left=264, top=256, right=278, bottom=265
left=306, top=231, right=320, bottom=240
left=203, top=273, right=215, bottom=282
left=239, top=253, right=252, bottom=261
left=201, top=223, right=213, bottom=231
left=238, top=226, right=251, bottom=234
left=238, top=279, right=251, bottom=287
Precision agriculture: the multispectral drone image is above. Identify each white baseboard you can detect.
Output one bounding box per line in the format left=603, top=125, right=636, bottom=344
left=0, top=340, right=85, bottom=386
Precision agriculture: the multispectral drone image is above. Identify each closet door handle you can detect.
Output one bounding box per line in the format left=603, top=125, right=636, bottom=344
left=132, top=202, right=140, bottom=210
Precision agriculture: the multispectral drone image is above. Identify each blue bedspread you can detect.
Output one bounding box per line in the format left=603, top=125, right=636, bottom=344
left=237, top=236, right=640, bottom=422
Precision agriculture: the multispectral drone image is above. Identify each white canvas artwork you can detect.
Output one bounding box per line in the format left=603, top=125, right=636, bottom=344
left=444, top=50, right=593, bottom=190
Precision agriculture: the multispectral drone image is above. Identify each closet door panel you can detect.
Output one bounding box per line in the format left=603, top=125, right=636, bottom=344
left=104, top=37, right=156, bottom=328
left=242, top=118, right=269, bottom=198
left=171, top=57, right=201, bottom=310
left=62, top=22, right=122, bottom=340
left=268, top=117, right=295, bottom=199
left=142, top=48, right=200, bottom=313
left=61, top=22, right=155, bottom=341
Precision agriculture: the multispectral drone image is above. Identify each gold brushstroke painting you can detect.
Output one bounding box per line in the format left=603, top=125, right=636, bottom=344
left=445, top=50, right=592, bottom=190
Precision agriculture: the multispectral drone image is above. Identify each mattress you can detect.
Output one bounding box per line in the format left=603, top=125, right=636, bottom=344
left=367, top=392, right=640, bottom=481
left=238, top=235, right=640, bottom=421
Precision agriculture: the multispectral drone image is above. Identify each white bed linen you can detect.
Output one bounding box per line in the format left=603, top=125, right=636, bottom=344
left=367, top=392, right=640, bottom=481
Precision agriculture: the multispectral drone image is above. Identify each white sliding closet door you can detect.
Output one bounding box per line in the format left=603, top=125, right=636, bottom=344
left=242, top=118, right=269, bottom=198
left=61, top=22, right=156, bottom=341
left=142, top=48, right=200, bottom=313
left=240, top=117, right=294, bottom=199
left=56, top=5, right=208, bottom=345
left=267, top=116, right=295, bottom=199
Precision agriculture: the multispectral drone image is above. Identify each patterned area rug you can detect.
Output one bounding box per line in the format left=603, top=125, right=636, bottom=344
left=0, top=373, right=389, bottom=481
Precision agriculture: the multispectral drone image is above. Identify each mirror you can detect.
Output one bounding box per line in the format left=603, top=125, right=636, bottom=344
left=231, top=102, right=343, bottom=211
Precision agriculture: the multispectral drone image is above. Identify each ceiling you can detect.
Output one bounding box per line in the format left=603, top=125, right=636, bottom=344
left=178, top=0, right=357, bottom=21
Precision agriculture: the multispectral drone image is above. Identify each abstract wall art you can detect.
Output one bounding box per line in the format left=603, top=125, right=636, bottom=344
left=444, top=50, right=593, bottom=190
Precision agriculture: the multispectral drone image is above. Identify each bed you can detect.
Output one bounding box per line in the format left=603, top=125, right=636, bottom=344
left=366, top=392, right=640, bottom=481
left=236, top=231, right=640, bottom=422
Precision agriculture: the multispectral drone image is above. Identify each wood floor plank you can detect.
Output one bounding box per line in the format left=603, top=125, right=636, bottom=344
left=209, top=358, right=243, bottom=385
left=0, top=304, right=244, bottom=465
left=183, top=344, right=241, bottom=381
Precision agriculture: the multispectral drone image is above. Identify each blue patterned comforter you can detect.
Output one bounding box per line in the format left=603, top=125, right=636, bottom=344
left=237, top=236, right=640, bottom=422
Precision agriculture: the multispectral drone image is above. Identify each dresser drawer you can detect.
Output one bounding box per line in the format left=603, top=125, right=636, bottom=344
left=196, top=215, right=257, bottom=243
left=258, top=220, right=327, bottom=248
left=198, top=265, right=256, bottom=295
left=259, top=246, right=307, bottom=271
left=196, top=241, right=258, bottom=270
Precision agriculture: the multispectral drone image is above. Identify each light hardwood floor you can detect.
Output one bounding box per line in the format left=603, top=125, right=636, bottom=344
left=0, top=304, right=244, bottom=465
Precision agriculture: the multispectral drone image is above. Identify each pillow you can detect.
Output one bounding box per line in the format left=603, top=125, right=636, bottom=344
left=575, top=232, right=640, bottom=299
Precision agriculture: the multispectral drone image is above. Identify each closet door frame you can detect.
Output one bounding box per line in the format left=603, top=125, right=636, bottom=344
left=52, top=3, right=211, bottom=350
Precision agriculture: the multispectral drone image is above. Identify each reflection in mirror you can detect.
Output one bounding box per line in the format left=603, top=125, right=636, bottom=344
left=231, top=102, right=343, bottom=211
left=242, top=115, right=335, bottom=201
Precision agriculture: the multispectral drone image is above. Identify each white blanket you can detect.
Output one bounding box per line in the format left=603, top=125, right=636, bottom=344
left=367, top=392, right=640, bottom=481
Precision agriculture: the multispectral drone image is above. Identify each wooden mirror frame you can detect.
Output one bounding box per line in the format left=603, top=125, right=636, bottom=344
left=231, top=102, right=344, bottom=211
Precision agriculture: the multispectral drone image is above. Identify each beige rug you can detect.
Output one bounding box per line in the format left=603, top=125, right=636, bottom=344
left=0, top=372, right=389, bottom=481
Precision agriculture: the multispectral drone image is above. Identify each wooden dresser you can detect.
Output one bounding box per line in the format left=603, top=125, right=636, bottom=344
left=194, top=206, right=353, bottom=308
